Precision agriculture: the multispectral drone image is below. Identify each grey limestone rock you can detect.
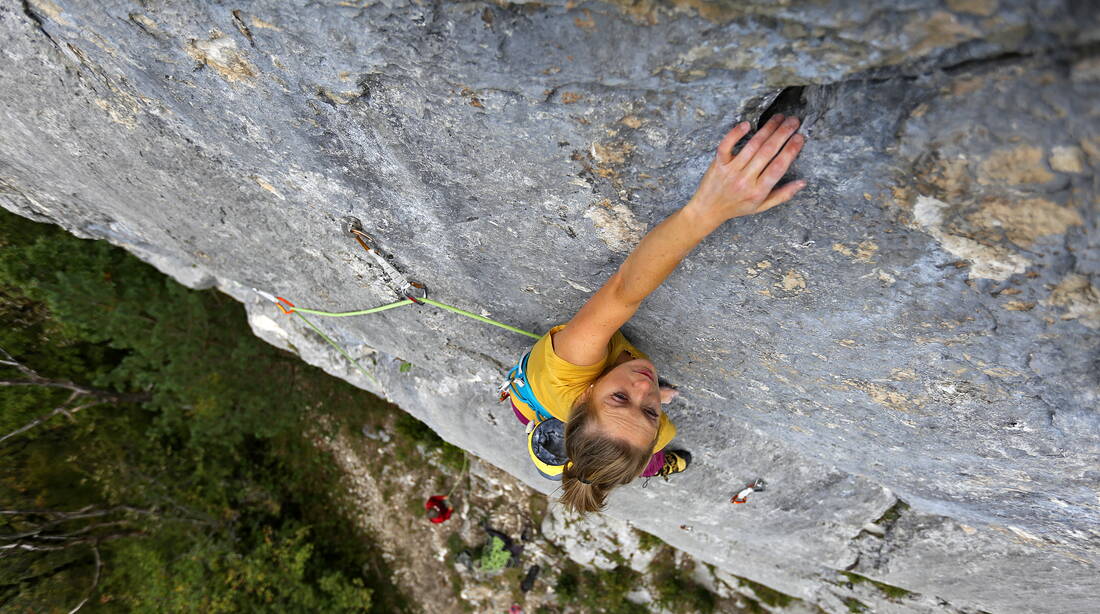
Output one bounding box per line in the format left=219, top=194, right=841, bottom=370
left=1, top=1, right=1098, bottom=612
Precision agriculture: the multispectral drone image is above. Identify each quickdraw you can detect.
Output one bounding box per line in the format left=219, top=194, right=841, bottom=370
left=349, top=225, right=428, bottom=303
left=731, top=478, right=766, bottom=504
left=251, top=226, right=540, bottom=389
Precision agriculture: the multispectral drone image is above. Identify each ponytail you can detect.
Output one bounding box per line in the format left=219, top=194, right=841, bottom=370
left=558, top=400, right=653, bottom=514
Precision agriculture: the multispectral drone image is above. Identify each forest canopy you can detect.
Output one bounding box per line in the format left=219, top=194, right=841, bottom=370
left=0, top=208, right=407, bottom=612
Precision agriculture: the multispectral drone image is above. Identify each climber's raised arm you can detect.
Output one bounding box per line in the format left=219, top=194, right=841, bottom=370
left=553, top=114, right=806, bottom=366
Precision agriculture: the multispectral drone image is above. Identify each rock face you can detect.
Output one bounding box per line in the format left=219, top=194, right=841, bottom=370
left=1, top=1, right=1097, bottom=612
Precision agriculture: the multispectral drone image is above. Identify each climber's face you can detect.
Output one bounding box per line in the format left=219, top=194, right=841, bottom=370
left=586, top=359, right=661, bottom=452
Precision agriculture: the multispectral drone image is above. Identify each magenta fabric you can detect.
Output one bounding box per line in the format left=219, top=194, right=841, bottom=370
left=512, top=402, right=531, bottom=425
left=640, top=450, right=666, bottom=477
left=513, top=401, right=664, bottom=477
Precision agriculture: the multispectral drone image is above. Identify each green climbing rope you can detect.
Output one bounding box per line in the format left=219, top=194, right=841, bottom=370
left=292, top=297, right=540, bottom=340
left=289, top=310, right=382, bottom=388
left=291, top=300, right=412, bottom=318
left=445, top=452, right=469, bottom=498
left=266, top=292, right=539, bottom=388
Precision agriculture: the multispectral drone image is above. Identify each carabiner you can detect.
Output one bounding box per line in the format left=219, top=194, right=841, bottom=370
left=731, top=478, right=766, bottom=504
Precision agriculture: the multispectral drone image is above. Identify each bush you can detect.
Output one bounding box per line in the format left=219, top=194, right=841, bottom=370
left=476, top=536, right=511, bottom=573
left=393, top=412, right=466, bottom=471
left=648, top=547, right=717, bottom=614
left=554, top=560, right=649, bottom=614
left=105, top=524, right=372, bottom=613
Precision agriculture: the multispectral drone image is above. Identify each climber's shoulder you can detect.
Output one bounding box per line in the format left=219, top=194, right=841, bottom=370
left=553, top=271, right=640, bottom=366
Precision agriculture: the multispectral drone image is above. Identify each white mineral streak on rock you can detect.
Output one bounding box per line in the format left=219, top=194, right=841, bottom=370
left=564, top=278, right=592, bottom=293
left=912, top=195, right=1029, bottom=280
left=185, top=33, right=257, bottom=84
left=584, top=199, right=647, bottom=253
left=249, top=313, right=288, bottom=339
left=1050, top=145, right=1086, bottom=173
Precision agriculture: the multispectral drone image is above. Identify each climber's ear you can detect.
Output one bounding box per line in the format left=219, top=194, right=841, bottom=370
left=659, top=386, right=679, bottom=404
left=572, top=382, right=595, bottom=411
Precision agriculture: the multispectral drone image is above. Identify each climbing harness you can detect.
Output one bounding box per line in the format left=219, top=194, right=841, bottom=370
left=497, top=350, right=573, bottom=481
left=731, top=478, right=767, bottom=504
left=500, top=351, right=550, bottom=417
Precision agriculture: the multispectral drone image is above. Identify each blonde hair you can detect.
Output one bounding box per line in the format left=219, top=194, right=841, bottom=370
left=558, top=398, right=654, bottom=514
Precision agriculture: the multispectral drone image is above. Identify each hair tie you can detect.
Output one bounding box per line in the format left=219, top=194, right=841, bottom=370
left=566, top=460, right=592, bottom=484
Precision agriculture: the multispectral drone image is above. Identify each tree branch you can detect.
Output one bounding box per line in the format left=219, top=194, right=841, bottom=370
left=0, top=347, right=153, bottom=445
left=0, top=345, right=149, bottom=403
left=0, top=346, right=39, bottom=379
left=5, top=519, right=133, bottom=542
left=66, top=544, right=101, bottom=614
left=0, top=400, right=104, bottom=445
left=0, top=541, right=69, bottom=552
left=0, top=505, right=158, bottom=520
left=0, top=531, right=143, bottom=556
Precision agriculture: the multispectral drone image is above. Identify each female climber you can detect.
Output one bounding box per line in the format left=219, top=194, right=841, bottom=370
left=504, top=114, right=807, bottom=514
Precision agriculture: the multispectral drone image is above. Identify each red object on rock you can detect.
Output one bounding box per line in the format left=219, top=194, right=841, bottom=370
left=425, top=495, right=452, bottom=524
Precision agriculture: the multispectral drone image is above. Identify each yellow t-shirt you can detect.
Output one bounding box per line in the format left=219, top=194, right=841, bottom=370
left=511, top=324, right=676, bottom=454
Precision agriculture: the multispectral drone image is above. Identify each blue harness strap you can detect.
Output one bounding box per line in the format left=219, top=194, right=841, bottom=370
left=504, top=351, right=568, bottom=481
left=507, top=351, right=553, bottom=422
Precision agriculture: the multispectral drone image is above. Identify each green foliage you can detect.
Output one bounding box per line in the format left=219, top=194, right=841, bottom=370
left=407, top=494, right=429, bottom=518
left=839, top=571, right=914, bottom=600
left=739, top=575, right=796, bottom=608
left=0, top=209, right=410, bottom=612
left=653, top=568, right=716, bottom=613
left=554, top=561, right=649, bottom=614
left=874, top=500, right=910, bottom=526
left=393, top=413, right=466, bottom=471
left=0, top=543, right=93, bottom=613
left=635, top=529, right=664, bottom=552
left=446, top=532, right=466, bottom=557
left=105, top=524, right=371, bottom=612
left=476, top=536, right=511, bottom=573
left=844, top=597, right=869, bottom=612
left=647, top=547, right=716, bottom=614
left=602, top=549, right=629, bottom=567
left=398, top=361, right=412, bottom=373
